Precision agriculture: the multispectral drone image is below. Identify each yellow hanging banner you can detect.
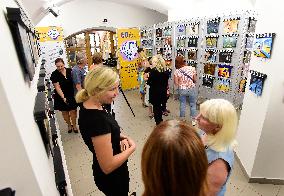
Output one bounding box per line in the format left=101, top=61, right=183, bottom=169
left=35, top=26, right=64, bottom=42
left=117, top=28, right=140, bottom=90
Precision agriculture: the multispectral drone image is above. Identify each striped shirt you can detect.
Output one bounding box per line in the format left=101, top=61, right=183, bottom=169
left=174, top=66, right=196, bottom=89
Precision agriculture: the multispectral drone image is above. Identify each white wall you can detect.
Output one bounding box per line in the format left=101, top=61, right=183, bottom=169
left=168, top=0, right=284, bottom=180
left=237, top=0, right=284, bottom=179
left=37, top=0, right=168, bottom=36
left=168, top=0, right=254, bottom=21
left=0, top=0, right=58, bottom=195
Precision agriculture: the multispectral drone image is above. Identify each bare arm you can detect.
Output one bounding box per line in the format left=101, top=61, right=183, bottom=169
left=207, top=159, right=229, bottom=196
left=174, top=75, right=179, bottom=86
left=53, top=82, right=66, bottom=102
left=193, top=73, right=197, bottom=83
left=92, top=133, right=136, bottom=174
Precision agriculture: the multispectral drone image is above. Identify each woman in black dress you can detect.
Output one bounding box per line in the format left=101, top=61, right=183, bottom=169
left=144, top=55, right=171, bottom=125
left=50, top=58, right=78, bottom=133
left=76, top=66, right=136, bottom=196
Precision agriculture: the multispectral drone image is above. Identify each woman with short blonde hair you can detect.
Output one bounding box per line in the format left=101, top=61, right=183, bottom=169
left=144, top=54, right=171, bottom=125
left=196, top=98, right=238, bottom=196
left=76, top=66, right=136, bottom=196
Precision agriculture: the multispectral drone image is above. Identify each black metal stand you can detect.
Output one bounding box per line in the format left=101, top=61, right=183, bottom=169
left=119, top=86, right=135, bottom=117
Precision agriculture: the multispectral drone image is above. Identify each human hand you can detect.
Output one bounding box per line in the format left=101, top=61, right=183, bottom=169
left=126, top=137, right=136, bottom=151
left=120, top=139, right=129, bottom=152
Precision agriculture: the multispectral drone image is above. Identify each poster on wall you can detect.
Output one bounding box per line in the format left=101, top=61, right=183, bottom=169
left=117, top=28, right=140, bottom=90
left=248, top=17, right=257, bottom=33
left=219, top=50, right=233, bottom=63
left=204, top=63, right=216, bottom=75
left=207, top=18, right=220, bottom=34
left=218, top=64, right=233, bottom=78
left=223, top=36, right=237, bottom=48
left=206, top=37, right=218, bottom=48
left=215, top=78, right=231, bottom=92
left=253, top=33, right=275, bottom=58
left=35, top=26, right=68, bottom=78
left=188, top=50, right=197, bottom=60
left=249, top=70, right=267, bottom=96
left=204, top=50, right=217, bottom=62
left=223, top=19, right=239, bottom=33
left=239, top=78, right=247, bottom=93
left=186, top=23, right=199, bottom=35
left=202, top=75, right=215, bottom=88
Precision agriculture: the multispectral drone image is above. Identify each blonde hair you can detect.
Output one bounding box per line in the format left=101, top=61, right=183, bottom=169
left=200, top=99, right=238, bottom=152
left=151, top=54, right=168, bottom=72
left=76, top=66, right=119, bottom=103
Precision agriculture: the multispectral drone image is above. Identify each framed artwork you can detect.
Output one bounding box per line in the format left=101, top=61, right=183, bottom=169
left=7, top=8, right=35, bottom=81
left=177, top=25, right=186, bottom=36
left=206, top=37, right=218, bottom=48
left=219, top=51, right=233, bottom=63
left=188, top=37, right=198, bottom=47
left=177, top=39, right=186, bottom=48
left=253, top=33, right=275, bottom=58
left=216, top=78, right=231, bottom=92
left=163, top=26, right=172, bottom=36
left=156, top=39, right=163, bottom=48
left=248, top=17, right=257, bottom=33
left=188, top=50, right=197, bottom=60
left=243, top=51, right=252, bottom=64
left=204, top=50, right=217, bottom=62
left=165, top=37, right=172, bottom=46
left=186, top=24, right=199, bottom=35
left=204, top=63, right=216, bottom=75
left=202, top=75, right=215, bottom=88
left=239, top=78, right=247, bottom=93
left=218, top=64, right=233, bottom=78
left=223, top=37, right=237, bottom=48
left=207, top=19, right=220, bottom=34
left=249, top=71, right=267, bottom=96
left=177, top=49, right=185, bottom=57
left=245, top=36, right=254, bottom=49
left=223, top=20, right=239, bottom=33
left=156, top=28, right=162, bottom=37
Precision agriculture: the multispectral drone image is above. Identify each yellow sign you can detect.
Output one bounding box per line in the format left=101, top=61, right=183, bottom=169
left=35, top=26, right=64, bottom=42
left=117, top=28, right=140, bottom=90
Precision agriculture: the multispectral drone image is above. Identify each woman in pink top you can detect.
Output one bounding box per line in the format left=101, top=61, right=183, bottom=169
left=174, top=55, right=197, bottom=125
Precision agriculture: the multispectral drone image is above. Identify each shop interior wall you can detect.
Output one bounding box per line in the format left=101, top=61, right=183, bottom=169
left=167, top=0, right=284, bottom=180
left=0, top=0, right=58, bottom=195
left=240, top=0, right=284, bottom=179
left=37, top=0, right=168, bottom=37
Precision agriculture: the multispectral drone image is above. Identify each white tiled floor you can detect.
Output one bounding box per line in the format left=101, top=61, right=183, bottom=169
left=57, top=90, right=284, bottom=196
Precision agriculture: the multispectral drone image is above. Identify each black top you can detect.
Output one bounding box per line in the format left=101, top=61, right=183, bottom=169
left=50, top=68, right=77, bottom=111
left=147, top=68, right=170, bottom=105
left=78, top=104, right=129, bottom=190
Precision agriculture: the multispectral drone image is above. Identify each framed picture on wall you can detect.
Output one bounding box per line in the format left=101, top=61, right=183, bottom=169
left=7, top=7, right=35, bottom=81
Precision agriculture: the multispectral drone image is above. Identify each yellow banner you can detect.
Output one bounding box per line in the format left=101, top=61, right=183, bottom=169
left=117, top=28, right=140, bottom=90
left=35, top=26, right=64, bottom=42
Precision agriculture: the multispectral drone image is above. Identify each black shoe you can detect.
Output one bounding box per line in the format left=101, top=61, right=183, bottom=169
left=68, top=129, right=72, bottom=133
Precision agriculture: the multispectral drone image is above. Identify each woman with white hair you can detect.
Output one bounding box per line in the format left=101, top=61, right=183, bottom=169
left=144, top=54, right=171, bottom=125
left=196, top=99, right=238, bottom=196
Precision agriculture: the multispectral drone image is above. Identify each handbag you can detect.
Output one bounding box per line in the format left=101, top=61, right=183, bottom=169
left=179, top=69, right=194, bottom=83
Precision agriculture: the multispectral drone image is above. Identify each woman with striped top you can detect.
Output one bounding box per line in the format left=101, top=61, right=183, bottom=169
left=174, top=55, right=198, bottom=125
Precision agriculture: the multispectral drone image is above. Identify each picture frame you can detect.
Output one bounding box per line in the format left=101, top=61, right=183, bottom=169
left=7, top=7, right=35, bottom=81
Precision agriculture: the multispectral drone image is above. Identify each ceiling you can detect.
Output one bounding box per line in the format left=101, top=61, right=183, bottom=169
left=20, top=0, right=170, bottom=24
